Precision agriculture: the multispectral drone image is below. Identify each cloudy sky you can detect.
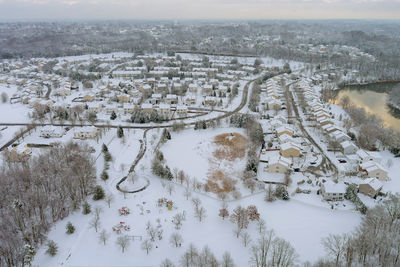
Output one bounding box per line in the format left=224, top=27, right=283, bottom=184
left=0, top=0, right=399, bottom=20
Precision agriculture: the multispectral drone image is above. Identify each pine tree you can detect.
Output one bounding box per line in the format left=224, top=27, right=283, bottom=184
left=110, top=111, right=117, bottom=120
left=46, top=240, right=58, bottom=257
left=93, top=185, right=105, bottom=200
left=117, top=126, right=124, bottom=138
left=102, top=144, right=108, bottom=153
left=23, top=244, right=36, bottom=266
left=82, top=201, right=91, bottom=214
left=101, top=170, right=109, bottom=181
left=66, top=221, right=75, bottom=234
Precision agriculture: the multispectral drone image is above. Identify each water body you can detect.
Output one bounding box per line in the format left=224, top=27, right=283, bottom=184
left=334, top=82, right=400, bottom=131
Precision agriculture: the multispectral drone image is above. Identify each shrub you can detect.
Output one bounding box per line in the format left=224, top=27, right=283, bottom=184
left=66, top=222, right=75, bottom=234
left=82, top=201, right=91, bottom=214
left=46, top=240, right=58, bottom=256
left=274, top=185, right=290, bottom=200
left=93, top=185, right=105, bottom=200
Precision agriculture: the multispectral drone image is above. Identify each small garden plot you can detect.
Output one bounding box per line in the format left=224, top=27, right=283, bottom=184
left=160, top=128, right=249, bottom=194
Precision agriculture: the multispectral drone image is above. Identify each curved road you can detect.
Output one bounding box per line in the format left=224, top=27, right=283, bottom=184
left=115, top=77, right=260, bottom=193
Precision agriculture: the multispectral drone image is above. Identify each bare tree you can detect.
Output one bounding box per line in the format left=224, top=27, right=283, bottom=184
left=141, top=239, right=153, bottom=254
left=98, top=229, right=109, bottom=245
left=321, top=234, right=348, bottom=267
left=172, top=213, right=184, bottom=230
left=116, top=235, right=130, bottom=253
left=160, top=258, right=175, bottom=267
left=270, top=237, right=298, bottom=267
left=170, top=232, right=183, bottom=248
left=166, top=183, right=175, bottom=196
left=183, top=186, right=191, bottom=200
left=147, top=224, right=157, bottom=242
left=249, top=230, right=275, bottom=267
left=241, top=232, right=251, bottom=247
left=192, top=197, right=201, bottom=211
left=230, top=206, right=249, bottom=238
left=105, top=194, right=113, bottom=208
left=222, top=251, right=235, bottom=267
left=257, top=219, right=266, bottom=234
left=90, top=214, right=101, bottom=232
left=195, top=206, right=206, bottom=222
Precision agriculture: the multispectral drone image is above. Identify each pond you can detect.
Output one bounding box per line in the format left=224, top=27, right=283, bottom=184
left=333, top=82, right=400, bottom=131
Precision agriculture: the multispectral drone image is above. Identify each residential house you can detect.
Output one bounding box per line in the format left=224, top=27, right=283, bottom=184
left=280, top=142, right=301, bottom=158
left=176, top=105, right=188, bottom=116
left=361, top=161, right=388, bottom=181
left=268, top=156, right=291, bottom=174
left=276, top=126, right=294, bottom=137
left=340, top=141, right=358, bottom=155
left=359, top=178, right=383, bottom=198
left=321, top=181, right=346, bottom=201
left=40, top=126, right=65, bottom=138
left=73, top=127, right=99, bottom=140
left=141, top=103, right=154, bottom=113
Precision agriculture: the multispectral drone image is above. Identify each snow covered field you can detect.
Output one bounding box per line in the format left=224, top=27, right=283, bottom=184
left=29, top=126, right=362, bottom=267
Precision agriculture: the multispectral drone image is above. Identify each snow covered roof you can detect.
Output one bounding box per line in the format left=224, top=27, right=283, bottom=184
left=141, top=103, right=153, bottom=109
left=361, top=178, right=383, bottom=191
left=322, top=181, right=346, bottom=194
left=281, top=142, right=301, bottom=151
left=269, top=156, right=291, bottom=168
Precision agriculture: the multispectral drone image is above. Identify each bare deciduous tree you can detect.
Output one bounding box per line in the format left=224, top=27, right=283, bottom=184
left=170, top=232, right=183, bottom=248
left=141, top=239, right=153, bottom=254
left=98, top=229, right=109, bottom=245
left=116, top=235, right=130, bottom=253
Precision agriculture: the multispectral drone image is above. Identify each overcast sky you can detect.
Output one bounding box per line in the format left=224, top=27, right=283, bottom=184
left=0, top=0, right=399, bottom=20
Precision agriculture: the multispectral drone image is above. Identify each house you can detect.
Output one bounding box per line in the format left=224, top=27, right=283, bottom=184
left=188, top=83, right=198, bottom=93
left=361, top=161, right=388, bottom=181
left=204, top=96, right=217, bottom=106
left=278, top=134, right=293, bottom=144
left=176, top=105, right=188, bottom=116
left=87, top=103, right=103, bottom=113
left=123, top=103, right=136, bottom=114
left=40, top=126, right=65, bottom=138
left=141, top=103, right=154, bottom=113
left=340, top=141, right=358, bottom=155
left=83, top=94, right=95, bottom=102
left=165, top=94, right=178, bottom=105
left=150, top=94, right=162, bottom=104
left=185, top=95, right=196, bottom=106
left=73, top=127, right=99, bottom=140
left=276, top=126, right=294, bottom=137
left=158, top=104, right=171, bottom=116
left=331, top=131, right=351, bottom=143
left=321, top=181, right=346, bottom=201
left=268, top=156, right=291, bottom=174
left=280, top=142, right=301, bottom=158
left=359, top=178, right=383, bottom=198
left=117, top=94, right=130, bottom=103
left=356, top=150, right=382, bottom=165
left=105, top=104, right=119, bottom=114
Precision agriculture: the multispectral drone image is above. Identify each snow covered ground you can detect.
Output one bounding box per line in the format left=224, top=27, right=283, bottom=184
left=30, top=125, right=362, bottom=267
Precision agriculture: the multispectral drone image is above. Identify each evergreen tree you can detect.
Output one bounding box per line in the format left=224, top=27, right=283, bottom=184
left=82, top=201, right=91, bottom=214
left=102, top=144, right=108, bottom=153
left=93, top=185, right=105, bottom=200
left=101, top=170, right=109, bottom=181
left=117, top=126, right=124, bottom=138
left=66, top=221, right=75, bottom=234
left=274, top=185, right=289, bottom=200
left=46, top=240, right=58, bottom=257
left=110, top=111, right=117, bottom=120
left=23, top=244, right=36, bottom=266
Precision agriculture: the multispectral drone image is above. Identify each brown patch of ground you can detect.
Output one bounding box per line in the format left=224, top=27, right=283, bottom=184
left=206, top=170, right=237, bottom=194
left=213, top=132, right=248, bottom=161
